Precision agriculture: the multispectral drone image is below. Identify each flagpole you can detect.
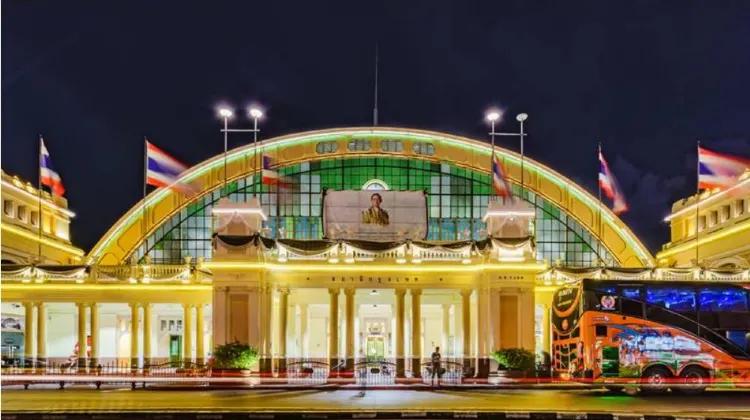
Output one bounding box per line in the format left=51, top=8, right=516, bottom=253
left=598, top=142, right=603, bottom=266
left=143, top=137, right=149, bottom=260
left=38, top=135, right=43, bottom=262
left=490, top=119, right=496, bottom=202
left=253, top=115, right=259, bottom=200
left=695, top=141, right=700, bottom=268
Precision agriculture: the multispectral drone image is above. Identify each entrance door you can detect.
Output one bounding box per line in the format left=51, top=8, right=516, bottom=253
left=169, top=335, right=183, bottom=363
left=366, top=336, right=385, bottom=360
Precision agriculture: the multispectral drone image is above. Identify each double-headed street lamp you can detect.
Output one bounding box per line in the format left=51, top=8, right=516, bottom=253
left=217, top=105, right=264, bottom=197
left=485, top=109, right=529, bottom=191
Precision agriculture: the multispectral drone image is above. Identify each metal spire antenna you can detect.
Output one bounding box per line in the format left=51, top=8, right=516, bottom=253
left=373, top=43, right=379, bottom=126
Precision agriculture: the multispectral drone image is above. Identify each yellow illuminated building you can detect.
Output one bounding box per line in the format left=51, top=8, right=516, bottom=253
left=1, top=170, right=84, bottom=265
left=657, top=171, right=750, bottom=268
left=2, top=127, right=658, bottom=379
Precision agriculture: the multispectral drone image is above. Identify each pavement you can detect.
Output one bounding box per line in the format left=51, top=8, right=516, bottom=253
left=2, top=388, right=750, bottom=418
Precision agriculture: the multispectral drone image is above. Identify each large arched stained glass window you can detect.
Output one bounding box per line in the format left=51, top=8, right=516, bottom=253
left=134, top=157, right=613, bottom=266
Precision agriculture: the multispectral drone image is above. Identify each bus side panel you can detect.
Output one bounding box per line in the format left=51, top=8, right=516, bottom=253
left=583, top=311, right=750, bottom=386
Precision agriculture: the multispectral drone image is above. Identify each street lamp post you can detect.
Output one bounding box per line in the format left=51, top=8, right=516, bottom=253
left=249, top=107, right=264, bottom=197
left=484, top=109, right=528, bottom=197
left=217, top=105, right=264, bottom=198
left=218, top=108, right=233, bottom=196
left=516, top=113, right=528, bottom=191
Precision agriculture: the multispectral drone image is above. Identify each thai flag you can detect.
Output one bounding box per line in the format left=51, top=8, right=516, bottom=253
left=599, top=151, right=628, bottom=214
left=698, top=146, right=750, bottom=190
left=40, top=139, right=65, bottom=197
left=262, top=154, right=290, bottom=186
left=146, top=141, right=189, bottom=188
left=492, top=153, right=513, bottom=198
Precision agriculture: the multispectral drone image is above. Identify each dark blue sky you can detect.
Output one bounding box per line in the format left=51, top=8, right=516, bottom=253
left=3, top=1, right=750, bottom=253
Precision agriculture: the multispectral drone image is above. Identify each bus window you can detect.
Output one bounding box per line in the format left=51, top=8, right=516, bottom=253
left=622, top=287, right=641, bottom=300
left=726, top=331, right=750, bottom=351
left=646, top=287, right=696, bottom=312
left=594, top=286, right=616, bottom=294
left=699, top=288, right=749, bottom=312
left=621, top=298, right=644, bottom=317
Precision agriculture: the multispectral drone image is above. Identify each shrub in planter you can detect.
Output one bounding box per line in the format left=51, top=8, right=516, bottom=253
left=492, top=348, right=535, bottom=379
left=211, top=340, right=259, bottom=377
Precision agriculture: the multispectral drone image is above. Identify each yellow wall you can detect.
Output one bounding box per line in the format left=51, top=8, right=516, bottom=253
left=1, top=170, right=84, bottom=264
left=658, top=177, right=750, bottom=268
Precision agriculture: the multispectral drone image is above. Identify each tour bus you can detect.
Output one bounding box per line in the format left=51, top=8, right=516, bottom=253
left=552, top=279, right=750, bottom=394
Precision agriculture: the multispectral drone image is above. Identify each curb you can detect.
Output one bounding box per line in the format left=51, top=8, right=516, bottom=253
left=140, top=385, right=592, bottom=391
left=2, top=412, right=748, bottom=420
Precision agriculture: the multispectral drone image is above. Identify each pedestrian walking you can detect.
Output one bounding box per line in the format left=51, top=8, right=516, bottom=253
left=430, top=346, right=442, bottom=387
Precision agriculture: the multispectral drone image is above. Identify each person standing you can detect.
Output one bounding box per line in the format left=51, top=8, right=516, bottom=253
left=430, top=346, right=442, bottom=387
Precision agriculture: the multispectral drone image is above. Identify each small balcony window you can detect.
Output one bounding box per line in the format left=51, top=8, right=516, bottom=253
left=315, top=141, right=339, bottom=154
left=413, top=142, right=435, bottom=156
left=709, top=210, right=718, bottom=226
left=381, top=139, right=404, bottom=152
left=17, top=206, right=27, bottom=223
left=720, top=205, right=730, bottom=222
left=347, top=139, right=371, bottom=152
left=3, top=200, right=14, bottom=217
left=736, top=199, right=746, bottom=217
left=30, top=211, right=40, bottom=227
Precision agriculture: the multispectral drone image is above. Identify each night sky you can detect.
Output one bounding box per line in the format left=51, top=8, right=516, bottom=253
left=3, top=1, right=750, bottom=254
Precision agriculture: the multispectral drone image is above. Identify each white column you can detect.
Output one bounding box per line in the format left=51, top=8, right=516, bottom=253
left=129, top=303, right=139, bottom=367
left=143, top=304, right=152, bottom=365
left=89, top=303, right=99, bottom=366
left=183, top=304, right=193, bottom=361
left=490, top=289, right=501, bottom=352
left=36, top=303, right=46, bottom=360
left=441, top=304, right=451, bottom=353
left=196, top=304, right=205, bottom=363
left=77, top=302, right=87, bottom=369
left=328, top=288, right=340, bottom=369
left=299, top=304, right=309, bottom=357
left=23, top=303, right=35, bottom=363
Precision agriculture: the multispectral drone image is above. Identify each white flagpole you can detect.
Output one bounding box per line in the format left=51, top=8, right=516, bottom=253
left=143, top=138, right=149, bottom=261
left=598, top=142, right=603, bottom=266
left=695, top=141, right=701, bottom=268
left=38, top=135, right=43, bottom=262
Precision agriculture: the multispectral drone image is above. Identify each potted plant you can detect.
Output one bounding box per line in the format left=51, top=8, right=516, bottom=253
left=210, top=340, right=259, bottom=379
left=492, top=348, right=535, bottom=380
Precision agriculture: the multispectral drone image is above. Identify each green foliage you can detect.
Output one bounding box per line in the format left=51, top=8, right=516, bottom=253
left=212, top=340, right=259, bottom=370
left=492, top=348, right=535, bottom=372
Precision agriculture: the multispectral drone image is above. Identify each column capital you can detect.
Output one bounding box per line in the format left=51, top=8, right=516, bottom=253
left=76, top=302, right=88, bottom=309
left=328, top=287, right=340, bottom=295
left=34, top=301, right=46, bottom=308
left=128, top=302, right=140, bottom=309
left=343, top=286, right=356, bottom=296
left=460, top=288, right=473, bottom=297
left=277, top=286, right=290, bottom=295
left=394, top=289, right=407, bottom=297
left=87, top=302, right=101, bottom=309
left=182, top=303, right=194, bottom=309
left=410, top=288, right=422, bottom=297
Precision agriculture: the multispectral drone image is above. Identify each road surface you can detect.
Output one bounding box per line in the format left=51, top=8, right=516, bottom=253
left=2, top=388, right=750, bottom=417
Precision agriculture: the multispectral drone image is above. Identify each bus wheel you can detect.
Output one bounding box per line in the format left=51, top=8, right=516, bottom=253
left=641, top=366, right=671, bottom=395
left=604, top=385, right=624, bottom=393
left=675, top=366, right=708, bottom=395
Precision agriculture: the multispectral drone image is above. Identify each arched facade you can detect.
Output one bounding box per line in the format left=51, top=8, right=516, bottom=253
left=87, top=127, right=653, bottom=267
